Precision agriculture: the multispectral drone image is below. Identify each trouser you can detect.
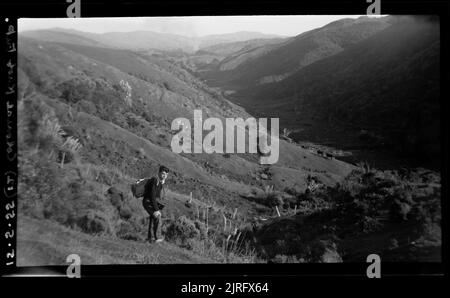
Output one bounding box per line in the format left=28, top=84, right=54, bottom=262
left=145, top=208, right=162, bottom=240
left=149, top=211, right=162, bottom=240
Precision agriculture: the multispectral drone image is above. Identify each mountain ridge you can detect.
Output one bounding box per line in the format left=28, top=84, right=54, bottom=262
left=20, top=27, right=288, bottom=52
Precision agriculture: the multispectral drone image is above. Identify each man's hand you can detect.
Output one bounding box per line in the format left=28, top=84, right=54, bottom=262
left=153, top=211, right=161, bottom=217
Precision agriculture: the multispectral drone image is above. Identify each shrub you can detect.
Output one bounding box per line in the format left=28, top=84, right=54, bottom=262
left=410, top=195, right=441, bottom=224
left=75, top=99, right=97, bottom=115
left=360, top=215, right=384, bottom=234
left=194, top=220, right=208, bottom=240
left=40, top=114, right=64, bottom=144
left=284, top=187, right=298, bottom=196
left=113, top=112, right=129, bottom=129
left=106, top=187, right=124, bottom=208
left=119, top=206, right=133, bottom=220
left=19, top=96, right=83, bottom=166
left=306, top=175, right=322, bottom=192
left=62, top=136, right=83, bottom=153
left=125, top=112, right=143, bottom=129
left=262, top=185, right=283, bottom=208
left=77, top=210, right=110, bottom=234
left=307, top=240, right=342, bottom=263
left=329, top=167, right=441, bottom=236
left=388, top=185, right=414, bottom=221
left=267, top=193, right=284, bottom=208
left=57, top=78, right=92, bottom=104
left=165, top=215, right=200, bottom=246
left=19, top=154, right=62, bottom=219
left=42, top=194, right=77, bottom=226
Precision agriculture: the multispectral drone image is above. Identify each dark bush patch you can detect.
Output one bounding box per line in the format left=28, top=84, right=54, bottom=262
left=77, top=210, right=109, bottom=234
left=106, top=187, right=124, bottom=209
left=284, top=187, right=298, bottom=196
left=76, top=100, right=97, bottom=115
left=119, top=206, right=133, bottom=220
left=166, top=216, right=201, bottom=247
left=267, top=193, right=284, bottom=208
left=57, top=78, right=92, bottom=104
left=194, top=220, right=208, bottom=240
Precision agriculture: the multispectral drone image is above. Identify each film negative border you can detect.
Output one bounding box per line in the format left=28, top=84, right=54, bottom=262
left=2, top=16, right=18, bottom=274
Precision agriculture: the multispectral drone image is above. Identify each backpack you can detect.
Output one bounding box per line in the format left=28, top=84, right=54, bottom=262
left=131, top=177, right=151, bottom=198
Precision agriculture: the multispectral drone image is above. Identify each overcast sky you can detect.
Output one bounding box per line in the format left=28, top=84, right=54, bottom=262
left=18, top=15, right=379, bottom=37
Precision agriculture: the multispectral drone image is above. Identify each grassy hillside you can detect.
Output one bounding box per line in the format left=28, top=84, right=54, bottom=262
left=198, top=16, right=390, bottom=90
left=193, top=38, right=286, bottom=72
left=17, top=216, right=219, bottom=265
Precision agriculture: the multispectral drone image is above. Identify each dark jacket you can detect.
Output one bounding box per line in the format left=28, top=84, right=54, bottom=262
left=142, top=177, right=165, bottom=213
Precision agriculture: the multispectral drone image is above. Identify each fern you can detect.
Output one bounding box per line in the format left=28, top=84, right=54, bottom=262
left=264, top=185, right=274, bottom=196
left=41, top=114, right=64, bottom=144
left=62, top=136, right=83, bottom=153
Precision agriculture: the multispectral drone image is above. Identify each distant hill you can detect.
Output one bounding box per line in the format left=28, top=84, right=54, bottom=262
left=232, top=15, right=440, bottom=168
left=183, top=38, right=286, bottom=73
left=20, top=28, right=286, bottom=53
left=198, top=16, right=392, bottom=89
left=21, top=28, right=198, bottom=51
left=19, top=29, right=112, bottom=48
left=199, top=38, right=285, bottom=58
left=206, top=38, right=287, bottom=71
left=198, top=31, right=286, bottom=48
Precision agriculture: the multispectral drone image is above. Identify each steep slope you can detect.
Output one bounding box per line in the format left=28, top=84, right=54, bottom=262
left=17, top=32, right=356, bottom=268
left=215, top=38, right=287, bottom=71
left=233, top=15, right=440, bottom=167
left=175, top=38, right=286, bottom=75
left=200, top=16, right=391, bottom=89
left=18, top=35, right=353, bottom=189
left=200, top=38, right=285, bottom=57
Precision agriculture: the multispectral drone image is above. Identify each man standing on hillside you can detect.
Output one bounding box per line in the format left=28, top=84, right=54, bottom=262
left=142, top=165, right=169, bottom=243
